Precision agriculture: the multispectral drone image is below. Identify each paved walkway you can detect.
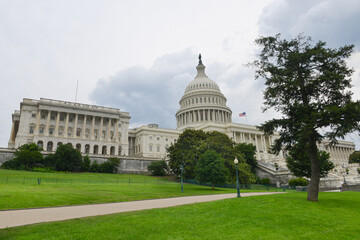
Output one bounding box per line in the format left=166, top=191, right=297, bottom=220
left=0, top=192, right=285, bottom=229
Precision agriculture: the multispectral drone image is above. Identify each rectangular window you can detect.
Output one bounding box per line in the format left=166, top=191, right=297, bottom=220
left=60, top=116, right=64, bottom=121
left=41, top=115, right=46, bottom=119
left=49, top=128, right=54, bottom=135
left=29, top=126, right=34, bottom=134
left=39, top=127, right=44, bottom=134
left=32, top=113, right=36, bottom=118
left=76, top=130, right=81, bottom=137
left=58, top=130, right=63, bottom=136
left=51, top=116, right=55, bottom=120
left=157, top=146, right=160, bottom=152
left=149, top=145, right=153, bottom=152
left=69, top=118, right=73, bottom=122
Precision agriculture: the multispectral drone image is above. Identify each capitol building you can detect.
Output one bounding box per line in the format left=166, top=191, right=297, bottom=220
left=6, top=56, right=360, bottom=187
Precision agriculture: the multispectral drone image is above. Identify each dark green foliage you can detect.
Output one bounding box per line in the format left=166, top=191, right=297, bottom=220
left=260, top=178, right=270, bottom=185
left=99, top=158, right=120, bottom=173
left=289, top=178, right=308, bottom=187
left=2, top=143, right=43, bottom=170
left=234, top=143, right=257, bottom=174
left=82, top=155, right=91, bottom=172
left=349, top=151, right=360, bottom=164
left=195, top=150, right=228, bottom=189
left=88, top=158, right=119, bottom=173
left=168, top=129, right=207, bottom=178
left=168, top=129, right=255, bottom=183
left=286, top=144, right=334, bottom=178
left=52, top=144, right=83, bottom=172
left=148, top=160, right=169, bottom=176
left=253, top=34, right=360, bottom=201
left=90, top=160, right=100, bottom=172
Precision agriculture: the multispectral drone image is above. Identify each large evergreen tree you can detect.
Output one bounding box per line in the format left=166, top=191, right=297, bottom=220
left=253, top=34, right=360, bottom=201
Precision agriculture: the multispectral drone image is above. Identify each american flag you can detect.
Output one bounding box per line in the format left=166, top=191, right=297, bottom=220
left=239, top=112, right=246, bottom=117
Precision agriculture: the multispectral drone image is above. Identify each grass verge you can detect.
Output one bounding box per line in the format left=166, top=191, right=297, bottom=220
left=0, top=169, right=241, bottom=210
left=0, top=192, right=359, bottom=239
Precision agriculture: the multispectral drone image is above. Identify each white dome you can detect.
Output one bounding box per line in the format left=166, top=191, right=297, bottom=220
left=184, top=63, right=221, bottom=94
left=176, top=55, right=232, bottom=130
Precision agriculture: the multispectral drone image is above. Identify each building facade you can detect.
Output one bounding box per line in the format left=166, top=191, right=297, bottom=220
left=8, top=98, right=130, bottom=156
left=6, top=56, right=359, bottom=186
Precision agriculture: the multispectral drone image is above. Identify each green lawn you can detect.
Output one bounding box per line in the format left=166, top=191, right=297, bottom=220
left=1, top=192, right=359, bottom=239
left=0, top=169, right=242, bottom=210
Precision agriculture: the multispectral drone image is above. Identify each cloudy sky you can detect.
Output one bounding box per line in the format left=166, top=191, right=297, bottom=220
left=1, top=0, right=360, bottom=149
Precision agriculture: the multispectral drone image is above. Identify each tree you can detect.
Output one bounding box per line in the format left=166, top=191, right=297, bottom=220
left=148, top=160, right=169, bottom=176
left=52, top=144, right=83, bottom=172
left=82, top=155, right=91, bottom=172
left=167, top=129, right=207, bottom=178
left=195, top=150, right=229, bottom=190
left=90, top=160, right=100, bottom=172
left=253, top=34, right=360, bottom=201
left=99, top=157, right=120, bottom=173
left=168, top=129, right=255, bottom=184
left=234, top=143, right=257, bottom=174
left=349, top=151, right=360, bottom=164
left=286, top=143, right=334, bottom=178
left=3, top=143, right=43, bottom=170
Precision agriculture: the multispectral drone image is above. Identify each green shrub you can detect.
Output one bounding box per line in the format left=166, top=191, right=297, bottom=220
left=32, top=167, right=56, bottom=173
left=288, top=178, right=308, bottom=186
left=260, top=178, right=270, bottom=185
left=82, top=155, right=91, bottom=172
left=2, top=143, right=43, bottom=170
left=90, top=160, right=100, bottom=172
left=147, top=160, right=169, bottom=176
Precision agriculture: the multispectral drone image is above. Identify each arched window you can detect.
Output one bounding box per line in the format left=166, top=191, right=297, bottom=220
left=76, top=143, right=81, bottom=152
left=37, top=141, right=43, bottom=149
left=102, top=146, right=107, bottom=155
left=85, top=144, right=90, bottom=154
left=47, top=141, right=53, bottom=152
left=110, top=146, right=115, bottom=155
left=93, top=145, right=99, bottom=154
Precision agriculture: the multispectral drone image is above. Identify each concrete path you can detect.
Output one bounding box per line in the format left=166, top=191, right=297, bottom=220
left=0, top=192, right=285, bottom=229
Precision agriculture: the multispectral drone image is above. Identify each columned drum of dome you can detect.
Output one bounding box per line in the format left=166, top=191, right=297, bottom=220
left=176, top=55, right=232, bottom=130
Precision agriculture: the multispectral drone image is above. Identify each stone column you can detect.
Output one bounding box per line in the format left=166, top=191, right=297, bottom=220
left=8, top=119, right=16, bottom=144
left=64, top=113, right=69, bottom=138
left=73, top=114, right=78, bottom=138
left=115, top=119, right=119, bottom=142
left=107, top=118, right=111, bottom=141
left=91, top=117, right=95, bottom=140
left=82, top=115, right=87, bottom=139
left=99, top=117, right=103, bottom=140
left=45, top=111, right=51, bottom=135
left=255, top=134, right=259, bottom=152
left=54, top=112, right=60, bottom=137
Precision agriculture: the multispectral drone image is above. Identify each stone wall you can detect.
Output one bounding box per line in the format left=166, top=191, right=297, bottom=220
left=0, top=148, right=15, bottom=164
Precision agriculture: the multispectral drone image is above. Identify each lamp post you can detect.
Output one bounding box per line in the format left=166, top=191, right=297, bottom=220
left=234, top=158, right=241, bottom=197
left=180, top=164, right=184, bottom=193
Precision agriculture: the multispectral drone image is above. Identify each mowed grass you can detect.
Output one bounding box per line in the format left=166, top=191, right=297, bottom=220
left=1, top=192, right=359, bottom=240
left=0, top=169, right=238, bottom=210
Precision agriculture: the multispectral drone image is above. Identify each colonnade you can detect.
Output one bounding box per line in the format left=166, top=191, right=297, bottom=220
left=326, top=145, right=354, bottom=163
left=32, top=110, right=126, bottom=142
left=233, top=131, right=272, bottom=153
left=177, top=109, right=232, bottom=126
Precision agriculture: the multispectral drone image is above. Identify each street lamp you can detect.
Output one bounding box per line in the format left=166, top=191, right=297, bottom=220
left=234, top=158, right=241, bottom=197
left=180, top=165, right=184, bottom=193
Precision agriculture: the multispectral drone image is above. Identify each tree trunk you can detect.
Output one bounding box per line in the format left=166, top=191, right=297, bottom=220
left=212, top=183, right=215, bottom=190
left=307, top=134, right=320, bottom=202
